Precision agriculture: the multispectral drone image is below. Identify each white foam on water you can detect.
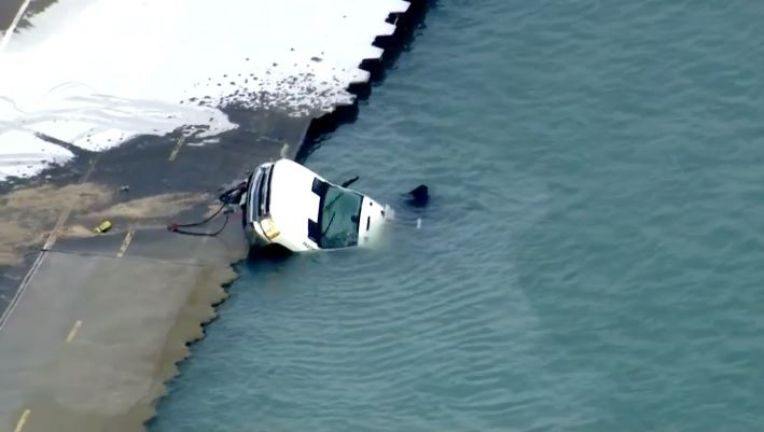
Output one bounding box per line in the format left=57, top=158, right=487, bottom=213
left=0, top=0, right=410, bottom=180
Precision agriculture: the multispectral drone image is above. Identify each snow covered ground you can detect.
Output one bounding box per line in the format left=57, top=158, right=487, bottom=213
left=0, top=0, right=409, bottom=180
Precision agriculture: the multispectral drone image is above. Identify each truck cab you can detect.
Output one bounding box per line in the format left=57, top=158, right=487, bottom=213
left=244, top=159, right=389, bottom=252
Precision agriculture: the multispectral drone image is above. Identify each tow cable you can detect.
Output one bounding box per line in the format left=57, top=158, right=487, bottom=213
left=166, top=180, right=248, bottom=238
left=167, top=203, right=231, bottom=237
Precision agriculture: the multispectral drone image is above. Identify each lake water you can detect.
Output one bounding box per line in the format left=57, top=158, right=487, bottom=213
left=152, top=1, right=764, bottom=430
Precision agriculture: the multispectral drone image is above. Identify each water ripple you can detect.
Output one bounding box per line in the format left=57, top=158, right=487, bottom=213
left=154, top=1, right=764, bottom=431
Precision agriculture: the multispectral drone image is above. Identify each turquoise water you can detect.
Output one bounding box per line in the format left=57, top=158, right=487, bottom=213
left=153, top=1, right=764, bottom=430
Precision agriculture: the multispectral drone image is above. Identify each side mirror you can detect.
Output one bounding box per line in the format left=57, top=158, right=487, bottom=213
left=312, top=177, right=329, bottom=195
left=406, top=184, right=429, bottom=207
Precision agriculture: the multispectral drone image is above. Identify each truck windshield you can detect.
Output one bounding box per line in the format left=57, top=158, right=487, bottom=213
left=318, top=185, right=363, bottom=248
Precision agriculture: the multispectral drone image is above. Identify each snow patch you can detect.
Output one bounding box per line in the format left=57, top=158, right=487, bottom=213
left=0, top=0, right=410, bottom=180
left=0, top=130, right=73, bottom=179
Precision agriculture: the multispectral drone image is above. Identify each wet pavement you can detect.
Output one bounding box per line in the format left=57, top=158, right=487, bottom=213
left=0, top=108, right=312, bottom=431
left=0, top=252, right=235, bottom=432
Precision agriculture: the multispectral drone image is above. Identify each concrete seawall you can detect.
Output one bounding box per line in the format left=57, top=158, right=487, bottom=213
left=0, top=1, right=428, bottom=430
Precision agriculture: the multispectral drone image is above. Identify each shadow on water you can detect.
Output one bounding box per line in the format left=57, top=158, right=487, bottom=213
left=247, top=244, right=293, bottom=263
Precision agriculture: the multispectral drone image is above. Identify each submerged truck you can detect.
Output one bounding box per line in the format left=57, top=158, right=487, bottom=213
left=243, top=159, right=391, bottom=252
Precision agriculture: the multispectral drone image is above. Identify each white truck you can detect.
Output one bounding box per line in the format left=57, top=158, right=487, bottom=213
left=243, top=159, right=391, bottom=252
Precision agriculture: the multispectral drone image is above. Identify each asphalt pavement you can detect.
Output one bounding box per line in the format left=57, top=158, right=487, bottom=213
left=0, top=101, right=312, bottom=431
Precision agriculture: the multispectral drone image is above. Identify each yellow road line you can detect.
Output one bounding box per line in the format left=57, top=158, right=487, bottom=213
left=65, top=320, right=83, bottom=343
left=117, top=230, right=135, bottom=258
left=168, top=135, right=186, bottom=162
left=14, top=409, right=30, bottom=432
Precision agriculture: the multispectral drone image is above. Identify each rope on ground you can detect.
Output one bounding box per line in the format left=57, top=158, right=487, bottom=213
left=166, top=181, right=247, bottom=238
left=168, top=203, right=225, bottom=229
left=167, top=202, right=232, bottom=237
left=168, top=213, right=231, bottom=237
